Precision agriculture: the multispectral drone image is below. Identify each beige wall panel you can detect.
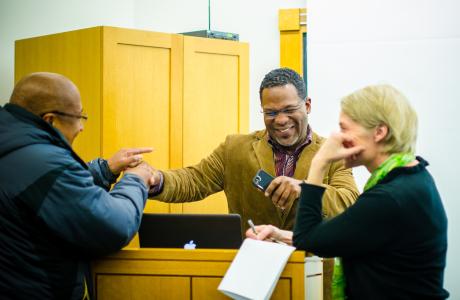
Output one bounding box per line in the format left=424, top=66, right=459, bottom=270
left=182, top=37, right=247, bottom=214
left=280, top=30, right=303, bottom=75
left=103, top=28, right=174, bottom=213
left=279, top=8, right=301, bottom=31
left=96, top=275, right=190, bottom=300
left=102, top=44, right=170, bottom=165
left=183, top=52, right=239, bottom=159
left=279, top=8, right=306, bottom=78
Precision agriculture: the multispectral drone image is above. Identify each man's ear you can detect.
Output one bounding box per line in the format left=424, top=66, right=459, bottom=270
left=41, top=113, right=55, bottom=126
left=374, top=124, right=388, bottom=143
left=305, top=97, right=312, bottom=114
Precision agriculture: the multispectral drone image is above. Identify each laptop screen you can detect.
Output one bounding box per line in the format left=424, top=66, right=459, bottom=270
left=138, top=213, right=243, bottom=249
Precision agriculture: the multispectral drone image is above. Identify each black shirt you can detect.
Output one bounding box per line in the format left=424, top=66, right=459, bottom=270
left=293, top=157, right=449, bottom=299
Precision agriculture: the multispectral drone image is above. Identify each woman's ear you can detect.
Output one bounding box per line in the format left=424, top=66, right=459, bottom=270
left=374, top=124, right=388, bottom=143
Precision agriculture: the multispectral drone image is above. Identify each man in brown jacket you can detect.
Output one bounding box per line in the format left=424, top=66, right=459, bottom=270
left=150, top=68, right=358, bottom=233
left=150, top=68, right=356, bottom=299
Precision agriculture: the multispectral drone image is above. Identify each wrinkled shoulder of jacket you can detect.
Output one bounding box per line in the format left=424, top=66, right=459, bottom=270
left=312, top=132, right=325, bottom=145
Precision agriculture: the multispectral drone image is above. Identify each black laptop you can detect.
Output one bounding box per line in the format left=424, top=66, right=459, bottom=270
left=138, top=213, right=243, bottom=249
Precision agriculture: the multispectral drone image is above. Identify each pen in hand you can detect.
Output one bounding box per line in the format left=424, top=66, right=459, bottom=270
left=248, top=219, right=258, bottom=235
left=247, top=219, right=287, bottom=245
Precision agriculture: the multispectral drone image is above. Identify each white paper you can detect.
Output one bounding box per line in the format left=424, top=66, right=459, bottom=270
left=218, top=238, right=296, bottom=300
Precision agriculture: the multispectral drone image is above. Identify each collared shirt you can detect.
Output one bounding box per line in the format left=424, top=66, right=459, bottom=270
left=268, top=125, right=312, bottom=177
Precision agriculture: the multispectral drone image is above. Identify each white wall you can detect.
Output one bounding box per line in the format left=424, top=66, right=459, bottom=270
left=307, top=0, right=460, bottom=297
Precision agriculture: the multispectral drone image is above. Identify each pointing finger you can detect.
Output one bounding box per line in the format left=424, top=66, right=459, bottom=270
left=127, top=147, right=154, bottom=156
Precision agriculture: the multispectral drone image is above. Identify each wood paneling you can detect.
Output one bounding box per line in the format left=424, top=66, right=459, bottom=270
left=279, top=8, right=307, bottom=77
left=97, top=275, right=189, bottom=300
left=92, top=248, right=306, bottom=299
left=180, top=36, right=249, bottom=214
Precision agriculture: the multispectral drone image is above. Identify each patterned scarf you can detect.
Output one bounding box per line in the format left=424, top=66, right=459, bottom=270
left=364, top=153, right=416, bottom=191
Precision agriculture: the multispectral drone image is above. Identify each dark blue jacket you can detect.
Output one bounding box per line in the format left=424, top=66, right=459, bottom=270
left=0, top=104, right=148, bottom=299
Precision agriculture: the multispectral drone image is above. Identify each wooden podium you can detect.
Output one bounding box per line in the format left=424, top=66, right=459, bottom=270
left=91, top=248, right=307, bottom=299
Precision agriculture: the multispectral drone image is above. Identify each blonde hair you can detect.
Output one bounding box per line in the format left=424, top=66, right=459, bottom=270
left=341, top=84, right=418, bottom=154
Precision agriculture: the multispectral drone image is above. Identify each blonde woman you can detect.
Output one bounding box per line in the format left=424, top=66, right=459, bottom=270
left=247, top=84, right=448, bottom=299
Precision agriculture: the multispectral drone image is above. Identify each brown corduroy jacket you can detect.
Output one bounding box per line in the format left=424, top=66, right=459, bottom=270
left=153, top=130, right=359, bottom=232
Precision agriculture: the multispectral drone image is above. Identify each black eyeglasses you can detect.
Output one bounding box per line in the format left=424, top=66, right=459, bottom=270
left=41, top=111, right=88, bottom=122
left=261, top=101, right=305, bottom=119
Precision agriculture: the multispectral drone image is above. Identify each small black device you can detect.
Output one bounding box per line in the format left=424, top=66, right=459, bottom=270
left=181, top=30, right=239, bottom=41
left=252, top=169, right=274, bottom=191
left=180, top=0, right=239, bottom=41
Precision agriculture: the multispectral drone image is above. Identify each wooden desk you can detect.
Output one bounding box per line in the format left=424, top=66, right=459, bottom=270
left=92, top=248, right=306, bottom=299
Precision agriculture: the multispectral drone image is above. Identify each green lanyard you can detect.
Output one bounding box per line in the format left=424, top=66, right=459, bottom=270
left=364, top=153, right=415, bottom=192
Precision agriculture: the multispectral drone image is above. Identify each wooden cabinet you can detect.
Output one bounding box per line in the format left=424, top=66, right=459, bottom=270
left=91, top=248, right=306, bottom=300
left=15, top=26, right=249, bottom=214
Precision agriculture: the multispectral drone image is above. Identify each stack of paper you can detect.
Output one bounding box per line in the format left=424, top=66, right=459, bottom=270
left=218, top=238, right=296, bottom=300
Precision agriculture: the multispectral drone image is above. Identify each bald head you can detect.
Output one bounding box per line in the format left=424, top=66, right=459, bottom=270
left=9, top=72, right=81, bottom=116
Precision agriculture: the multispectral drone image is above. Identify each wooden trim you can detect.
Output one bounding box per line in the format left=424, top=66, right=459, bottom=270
left=279, top=8, right=307, bottom=76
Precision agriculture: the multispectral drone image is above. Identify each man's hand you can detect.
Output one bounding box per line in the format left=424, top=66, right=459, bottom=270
left=264, top=176, right=303, bottom=210
left=107, top=147, right=153, bottom=175
left=124, top=162, right=156, bottom=187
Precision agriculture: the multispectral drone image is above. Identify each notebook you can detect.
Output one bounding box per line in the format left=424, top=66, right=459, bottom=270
left=218, top=238, right=296, bottom=300
left=138, top=213, right=243, bottom=249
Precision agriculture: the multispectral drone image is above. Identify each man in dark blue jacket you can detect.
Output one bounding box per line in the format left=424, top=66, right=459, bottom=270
left=0, top=72, right=155, bottom=299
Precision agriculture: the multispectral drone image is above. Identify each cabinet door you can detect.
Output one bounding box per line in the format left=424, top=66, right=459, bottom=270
left=102, top=27, right=183, bottom=213
left=192, top=277, right=291, bottom=299
left=96, top=275, right=190, bottom=300
left=181, top=36, right=249, bottom=214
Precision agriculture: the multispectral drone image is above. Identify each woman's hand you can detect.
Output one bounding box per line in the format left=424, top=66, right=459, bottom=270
left=315, top=132, right=364, bottom=165
left=245, top=224, right=293, bottom=245
left=307, top=132, right=364, bottom=185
